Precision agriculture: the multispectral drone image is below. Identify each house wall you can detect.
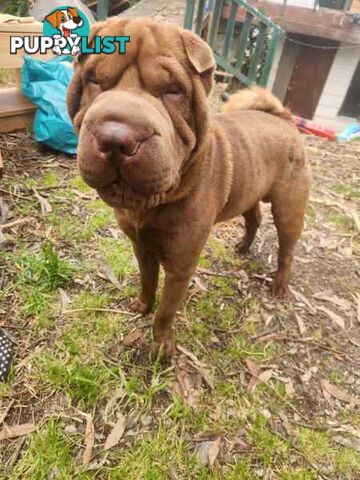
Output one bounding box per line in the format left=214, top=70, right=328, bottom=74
left=271, top=38, right=299, bottom=101
left=314, top=45, right=360, bottom=129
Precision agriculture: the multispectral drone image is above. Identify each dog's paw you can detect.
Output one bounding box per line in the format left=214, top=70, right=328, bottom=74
left=270, top=278, right=288, bottom=298
left=151, top=338, right=176, bottom=362
left=235, top=238, right=251, bottom=255
left=129, top=298, right=151, bottom=315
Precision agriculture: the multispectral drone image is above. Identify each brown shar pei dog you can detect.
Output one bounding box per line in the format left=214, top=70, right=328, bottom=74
left=67, top=17, right=311, bottom=359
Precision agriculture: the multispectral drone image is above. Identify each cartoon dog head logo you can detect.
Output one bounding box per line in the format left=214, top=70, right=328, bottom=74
left=43, top=6, right=89, bottom=56
left=45, top=7, right=83, bottom=38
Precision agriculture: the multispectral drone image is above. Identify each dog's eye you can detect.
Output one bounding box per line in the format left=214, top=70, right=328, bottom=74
left=86, top=71, right=99, bottom=85
left=61, top=16, right=65, bottom=21
left=163, top=85, right=183, bottom=98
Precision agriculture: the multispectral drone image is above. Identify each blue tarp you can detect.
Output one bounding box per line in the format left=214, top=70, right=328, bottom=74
left=21, top=55, right=78, bottom=154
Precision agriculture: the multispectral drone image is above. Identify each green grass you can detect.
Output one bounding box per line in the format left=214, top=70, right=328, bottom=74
left=16, top=242, right=74, bottom=291
left=109, top=423, right=197, bottom=479
left=298, top=429, right=360, bottom=477
left=71, top=174, right=93, bottom=194
left=98, top=237, right=136, bottom=278
left=0, top=242, right=74, bottom=329
left=331, top=182, right=360, bottom=200
left=39, top=354, right=117, bottom=406
left=251, top=414, right=289, bottom=467
left=327, top=210, right=356, bottom=234
left=61, top=291, right=123, bottom=357
left=42, top=171, right=60, bottom=188
left=11, top=420, right=73, bottom=480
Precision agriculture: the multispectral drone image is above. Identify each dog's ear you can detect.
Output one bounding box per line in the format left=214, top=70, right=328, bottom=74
left=67, top=61, right=83, bottom=124
left=45, top=10, right=60, bottom=28
left=181, top=30, right=215, bottom=75
left=68, top=7, right=79, bottom=17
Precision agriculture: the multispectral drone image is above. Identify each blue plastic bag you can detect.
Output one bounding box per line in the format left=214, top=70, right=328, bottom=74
left=22, top=55, right=78, bottom=154
left=337, top=124, right=360, bottom=142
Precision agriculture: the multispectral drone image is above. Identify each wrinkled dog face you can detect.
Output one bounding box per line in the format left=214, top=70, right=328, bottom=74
left=67, top=17, right=215, bottom=209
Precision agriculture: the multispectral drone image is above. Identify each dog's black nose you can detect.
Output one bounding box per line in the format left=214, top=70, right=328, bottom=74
left=73, top=16, right=81, bottom=24
left=95, top=122, right=141, bottom=157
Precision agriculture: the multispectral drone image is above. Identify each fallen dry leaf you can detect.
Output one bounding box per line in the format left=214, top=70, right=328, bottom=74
left=208, top=437, right=221, bottom=467
left=321, top=379, right=360, bottom=406
left=258, top=369, right=273, bottom=383
left=246, top=360, right=273, bottom=391
left=103, top=387, right=126, bottom=425
left=193, top=276, right=207, bottom=291
left=334, top=425, right=360, bottom=440
left=295, top=313, right=307, bottom=335
left=313, top=291, right=352, bottom=311
left=333, top=435, right=360, bottom=452
left=102, top=263, right=122, bottom=290
left=104, top=414, right=126, bottom=451
left=0, top=423, right=35, bottom=440
left=176, top=368, right=199, bottom=406
left=83, top=415, right=95, bottom=465
left=59, top=288, right=71, bottom=314
left=351, top=292, right=360, bottom=323
left=246, top=359, right=258, bottom=391
left=122, top=328, right=143, bottom=347
left=285, top=380, right=295, bottom=397
left=177, top=345, right=214, bottom=389
left=195, top=441, right=213, bottom=467
left=290, top=288, right=316, bottom=314
left=279, top=410, right=298, bottom=437
left=318, top=306, right=345, bottom=329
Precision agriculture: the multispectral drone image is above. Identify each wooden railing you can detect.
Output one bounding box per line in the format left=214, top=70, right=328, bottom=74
left=184, top=0, right=284, bottom=87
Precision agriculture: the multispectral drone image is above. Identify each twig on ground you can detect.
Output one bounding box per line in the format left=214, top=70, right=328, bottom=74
left=63, top=308, right=141, bottom=317
left=0, top=188, right=32, bottom=201
left=0, top=217, right=32, bottom=230
left=198, top=267, right=240, bottom=279
left=0, top=400, right=15, bottom=427
left=4, top=436, right=26, bottom=475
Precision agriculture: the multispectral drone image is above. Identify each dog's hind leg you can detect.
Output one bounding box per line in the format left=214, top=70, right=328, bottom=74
left=236, top=203, right=262, bottom=254
left=270, top=174, right=310, bottom=297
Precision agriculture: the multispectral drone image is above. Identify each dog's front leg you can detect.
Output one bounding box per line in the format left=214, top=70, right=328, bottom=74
left=130, top=242, right=160, bottom=315
left=151, top=266, right=195, bottom=360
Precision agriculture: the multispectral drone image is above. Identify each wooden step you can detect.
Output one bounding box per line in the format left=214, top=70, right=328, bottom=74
left=0, top=87, right=35, bottom=133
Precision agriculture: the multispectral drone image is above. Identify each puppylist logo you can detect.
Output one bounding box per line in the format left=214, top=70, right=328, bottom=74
left=10, top=6, right=130, bottom=57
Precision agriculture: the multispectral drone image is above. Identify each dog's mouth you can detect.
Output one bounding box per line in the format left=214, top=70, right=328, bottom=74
left=97, top=176, right=178, bottom=210
left=62, top=27, right=71, bottom=37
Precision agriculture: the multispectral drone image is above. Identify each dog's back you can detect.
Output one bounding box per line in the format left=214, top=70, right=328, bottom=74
left=212, top=88, right=307, bottom=220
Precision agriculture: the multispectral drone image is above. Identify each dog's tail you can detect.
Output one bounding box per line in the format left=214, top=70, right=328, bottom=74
left=222, top=86, right=292, bottom=120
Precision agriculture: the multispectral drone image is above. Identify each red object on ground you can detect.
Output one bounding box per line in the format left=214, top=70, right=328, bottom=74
left=292, top=115, right=336, bottom=140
